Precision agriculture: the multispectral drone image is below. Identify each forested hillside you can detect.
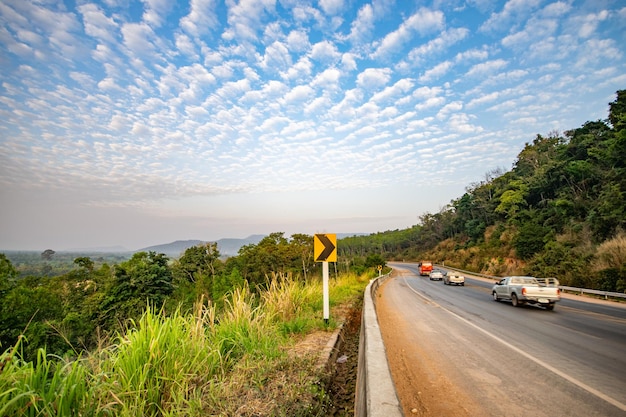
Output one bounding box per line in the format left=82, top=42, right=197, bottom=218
left=340, top=90, right=626, bottom=293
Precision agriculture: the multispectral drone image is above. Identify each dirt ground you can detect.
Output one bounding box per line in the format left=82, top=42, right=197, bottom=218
left=375, top=270, right=484, bottom=416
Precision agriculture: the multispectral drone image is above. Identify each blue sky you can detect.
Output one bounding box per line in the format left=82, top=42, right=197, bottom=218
left=1, top=0, right=625, bottom=251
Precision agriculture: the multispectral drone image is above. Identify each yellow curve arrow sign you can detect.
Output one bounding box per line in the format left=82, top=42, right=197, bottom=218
left=314, top=233, right=337, bottom=262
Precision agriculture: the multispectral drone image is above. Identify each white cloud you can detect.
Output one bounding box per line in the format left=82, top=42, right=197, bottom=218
left=78, top=4, right=119, bottom=44
left=404, top=27, right=469, bottom=68
left=260, top=41, right=293, bottom=72
left=371, top=8, right=444, bottom=60
left=319, top=0, right=344, bottom=16
left=175, top=33, right=198, bottom=59
left=141, top=0, right=175, bottom=28
left=574, top=10, right=610, bottom=39
left=356, top=67, right=391, bottom=89
left=419, top=60, right=453, bottom=82
left=370, top=78, right=414, bottom=104
left=121, top=22, right=158, bottom=56
left=222, top=0, right=276, bottom=42
left=310, top=40, right=341, bottom=63
left=480, top=0, right=543, bottom=33
left=180, top=0, right=219, bottom=38
left=281, top=56, right=313, bottom=81
left=465, top=59, right=508, bottom=77
left=312, top=67, right=342, bottom=90
left=282, top=84, right=316, bottom=105
left=348, top=3, right=374, bottom=44
left=286, top=30, right=310, bottom=53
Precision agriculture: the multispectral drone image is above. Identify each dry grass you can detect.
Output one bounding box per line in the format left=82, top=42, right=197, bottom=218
left=594, top=232, right=626, bottom=271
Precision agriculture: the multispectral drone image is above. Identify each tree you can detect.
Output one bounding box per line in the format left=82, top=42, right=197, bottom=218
left=513, top=218, right=548, bottom=260
left=174, top=242, right=222, bottom=283
left=495, top=180, right=528, bottom=218
left=41, top=249, right=55, bottom=260
left=99, top=251, right=173, bottom=328
left=608, top=89, right=626, bottom=131
left=0, top=254, right=17, bottom=297
left=289, top=234, right=313, bottom=280
left=74, top=256, right=94, bottom=274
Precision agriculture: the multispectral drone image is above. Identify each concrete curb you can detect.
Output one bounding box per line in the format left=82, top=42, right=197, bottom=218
left=354, top=273, right=403, bottom=417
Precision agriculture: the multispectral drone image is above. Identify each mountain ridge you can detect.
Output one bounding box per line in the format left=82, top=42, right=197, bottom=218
left=137, top=235, right=266, bottom=257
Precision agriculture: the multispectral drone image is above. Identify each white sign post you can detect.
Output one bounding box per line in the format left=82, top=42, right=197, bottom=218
left=323, top=261, right=329, bottom=324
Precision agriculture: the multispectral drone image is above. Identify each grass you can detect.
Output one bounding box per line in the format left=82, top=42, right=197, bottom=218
left=0, top=271, right=370, bottom=416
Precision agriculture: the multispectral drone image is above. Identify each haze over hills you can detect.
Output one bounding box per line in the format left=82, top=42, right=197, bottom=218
left=137, top=235, right=266, bottom=257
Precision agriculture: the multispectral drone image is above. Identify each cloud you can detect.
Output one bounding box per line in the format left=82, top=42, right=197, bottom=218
left=319, top=0, right=344, bottom=16
left=347, top=3, right=375, bottom=45
left=121, top=22, right=158, bottom=57
left=465, top=59, right=508, bottom=77
left=419, top=60, right=453, bottom=83
left=141, top=0, right=175, bottom=28
left=573, top=9, right=610, bottom=38
left=401, top=27, right=469, bottom=68
left=222, top=0, right=276, bottom=42
left=370, top=78, right=414, bottom=104
left=286, top=30, right=310, bottom=53
left=180, top=0, right=219, bottom=38
left=356, top=67, right=391, bottom=89
left=310, top=40, right=341, bottom=63
left=480, top=0, right=543, bottom=33
left=371, top=8, right=444, bottom=60
left=78, top=4, right=119, bottom=44
left=260, top=41, right=293, bottom=73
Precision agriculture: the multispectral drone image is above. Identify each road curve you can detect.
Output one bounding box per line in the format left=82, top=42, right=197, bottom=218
left=379, top=262, right=626, bottom=417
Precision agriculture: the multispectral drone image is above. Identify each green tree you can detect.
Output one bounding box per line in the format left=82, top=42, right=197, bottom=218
left=0, top=253, right=17, bottom=297
left=495, top=180, right=528, bottom=218
left=99, top=251, right=173, bottom=329
left=0, top=277, right=65, bottom=358
left=74, top=256, right=94, bottom=274
left=289, top=233, right=314, bottom=280
left=174, top=242, right=222, bottom=283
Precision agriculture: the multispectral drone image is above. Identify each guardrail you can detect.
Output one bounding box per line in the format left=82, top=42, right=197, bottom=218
left=559, top=286, right=626, bottom=301
left=441, top=265, right=626, bottom=301
left=355, top=272, right=403, bottom=417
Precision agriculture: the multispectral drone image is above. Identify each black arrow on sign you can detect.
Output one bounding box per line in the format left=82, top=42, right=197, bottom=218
left=316, top=234, right=336, bottom=261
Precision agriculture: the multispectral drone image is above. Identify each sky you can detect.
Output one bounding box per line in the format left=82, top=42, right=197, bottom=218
left=1, top=0, right=625, bottom=252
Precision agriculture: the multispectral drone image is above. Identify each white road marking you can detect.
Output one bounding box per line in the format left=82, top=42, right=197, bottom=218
left=402, top=276, right=626, bottom=413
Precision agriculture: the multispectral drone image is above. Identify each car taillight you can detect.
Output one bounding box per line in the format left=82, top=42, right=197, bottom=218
left=522, top=288, right=527, bottom=296
left=556, top=288, right=560, bottom=296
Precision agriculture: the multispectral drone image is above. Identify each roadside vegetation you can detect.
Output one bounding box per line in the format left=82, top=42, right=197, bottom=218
left=0, top=261, right=372, bottom=416
left=341, top=90, right=626, bottom=293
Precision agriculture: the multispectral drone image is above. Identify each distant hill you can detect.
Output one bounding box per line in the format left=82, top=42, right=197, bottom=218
left=137, top=235, right=266, bottom=257
left=214, top=235, right=265, bottom=256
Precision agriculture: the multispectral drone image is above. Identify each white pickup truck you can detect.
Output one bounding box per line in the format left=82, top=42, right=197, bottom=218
left=492, top=276, right=560, bottom=310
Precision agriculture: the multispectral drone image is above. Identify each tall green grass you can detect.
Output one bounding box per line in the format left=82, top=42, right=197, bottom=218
left=0, top=272, right=369, bottom=416
left=0, top=339, right=92, bottom=417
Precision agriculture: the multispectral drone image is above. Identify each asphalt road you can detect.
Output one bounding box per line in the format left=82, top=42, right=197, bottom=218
left=384, top=262, right=626, bottom=417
